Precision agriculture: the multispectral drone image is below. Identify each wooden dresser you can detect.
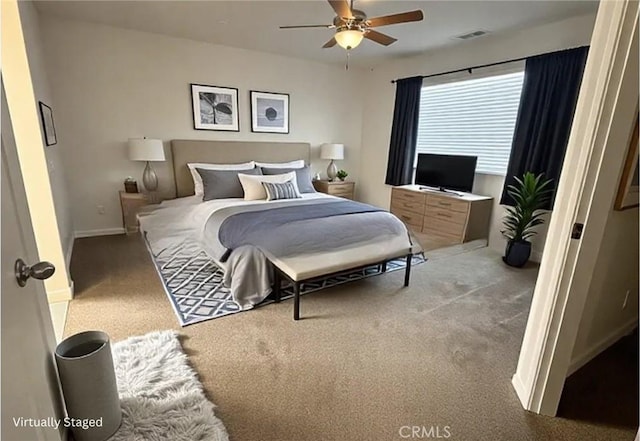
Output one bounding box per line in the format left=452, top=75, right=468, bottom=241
left=390, top=185, right=493, bottom=243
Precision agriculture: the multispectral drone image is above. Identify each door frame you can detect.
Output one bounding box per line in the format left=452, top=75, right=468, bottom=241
left=512, top=0, right=639, bottom=415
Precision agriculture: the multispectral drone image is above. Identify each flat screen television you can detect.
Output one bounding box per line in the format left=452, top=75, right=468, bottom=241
left=415, top=153, right=477, bottom=193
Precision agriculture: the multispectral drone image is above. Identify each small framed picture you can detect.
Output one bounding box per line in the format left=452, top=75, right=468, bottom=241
left=38, top=102, right=57, bottom=146
left=250, top=91, right=289, bottom=134
left=191, top=84, right=239, bottom=131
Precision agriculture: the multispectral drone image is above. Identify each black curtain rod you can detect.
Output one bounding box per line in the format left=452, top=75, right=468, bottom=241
left=390, top=46, right=588, bottom=84
left=390, top=55, right=527, bottom=84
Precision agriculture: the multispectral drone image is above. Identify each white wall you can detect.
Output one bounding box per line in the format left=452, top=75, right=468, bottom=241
left=39, top=16, right=365, bottom=236
left=569, top=207, right=639, bottom=374
left=358, top=13, right=596, bottom=257
left=17, top=2, right=74, bottom=270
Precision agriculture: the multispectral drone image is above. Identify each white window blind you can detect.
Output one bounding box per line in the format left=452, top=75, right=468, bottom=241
left=415, top=71, right=525, bottom=176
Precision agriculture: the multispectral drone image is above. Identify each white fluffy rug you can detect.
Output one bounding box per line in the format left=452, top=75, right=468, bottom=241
left=109, top=330, right=229, bottom=441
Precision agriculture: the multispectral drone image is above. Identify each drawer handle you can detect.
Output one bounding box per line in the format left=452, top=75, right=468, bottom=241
left=437, top=213, right=451, bottom=218
left=438, top=202, right=451, bottom=206
left=401, top=215, right=411, bottom=221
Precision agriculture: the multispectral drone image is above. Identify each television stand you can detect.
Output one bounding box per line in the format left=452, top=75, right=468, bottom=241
left=390, top=185, right=493, bottom=244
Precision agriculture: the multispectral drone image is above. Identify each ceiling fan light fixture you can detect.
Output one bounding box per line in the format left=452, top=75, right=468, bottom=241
left=335, top=29, right=364, bottom=50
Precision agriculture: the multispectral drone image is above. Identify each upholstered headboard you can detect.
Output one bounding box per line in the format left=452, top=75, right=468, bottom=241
left=171, top=140, right=311, bottom=197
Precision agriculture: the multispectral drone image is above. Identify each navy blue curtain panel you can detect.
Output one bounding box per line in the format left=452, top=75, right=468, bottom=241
left=385, top=76, right=423, bottom=186
left=501, top=46, right=589, bottom=209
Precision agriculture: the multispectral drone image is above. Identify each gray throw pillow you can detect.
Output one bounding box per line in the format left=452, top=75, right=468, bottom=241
left=260, top=166, right=316, bottom=193
left=262, top=181, right=302, bottom=201
left=196, top=167, right=262, bottom=201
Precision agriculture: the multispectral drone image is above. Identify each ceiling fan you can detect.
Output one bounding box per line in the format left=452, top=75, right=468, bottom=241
left=280, top=0, right=424, bottom=51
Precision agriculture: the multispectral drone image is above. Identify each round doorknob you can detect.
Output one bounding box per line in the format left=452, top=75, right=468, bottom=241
left=14, top=259, right=56, bottom=287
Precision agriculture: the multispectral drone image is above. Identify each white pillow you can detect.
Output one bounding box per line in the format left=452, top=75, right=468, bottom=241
left=254, top=160, right=305, bottom=169
left=238, top=171, right=300, bottom=200
left=187, top=162, right=255, bottom=196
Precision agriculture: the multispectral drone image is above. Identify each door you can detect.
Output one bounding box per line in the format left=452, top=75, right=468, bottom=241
left=1, top=84, right=64, bottom=440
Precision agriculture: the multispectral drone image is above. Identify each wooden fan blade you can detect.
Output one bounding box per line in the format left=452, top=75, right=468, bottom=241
left=328, top=0, right=353, bottom=19
left=367, top=10, right=424, bottom=28
left=322, top=37, right=337, bottom=48
left=365, top=30, right=397, bottom=46
left=280, top=24, right=333, bottom=29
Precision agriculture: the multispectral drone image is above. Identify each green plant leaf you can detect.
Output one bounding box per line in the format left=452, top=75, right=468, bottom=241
left=502, top=172, right=554, bottom=242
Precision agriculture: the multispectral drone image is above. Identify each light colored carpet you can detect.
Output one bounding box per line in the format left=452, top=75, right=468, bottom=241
left=66, top=235, right=636, bottom=441
left=110, top=330, right=228, bottom=441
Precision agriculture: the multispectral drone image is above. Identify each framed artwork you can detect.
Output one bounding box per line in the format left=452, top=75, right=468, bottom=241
left=38, top=101, right=57, bottom=146
left=614, top=116, right=639, bottom=210
left=191, top=84, right=239, bottom=131
left=250, top=91, right=289, bottom=134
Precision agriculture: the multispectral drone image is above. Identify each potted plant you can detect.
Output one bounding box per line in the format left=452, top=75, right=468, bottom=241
left=502, top=172, right=553, bottom=267
left=336, top=170, right=348, bottom=181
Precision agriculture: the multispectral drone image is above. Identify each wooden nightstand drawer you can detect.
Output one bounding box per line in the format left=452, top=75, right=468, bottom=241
left=392, top=188, right=427, bottom=205
left=422, top=217, right=465, bottom=239
left=426, top=195, right=469, bottom=214
left=313, top=180, right=355, bottom=199
left=390, top=206, right=423, bottom=230
left=424, top=205, right=468, bottom=226
left=327, top=183, right=353, bottom=193
left=391, top=199, right=425, bottom=216
left=332, top=191, right=354, bottom=199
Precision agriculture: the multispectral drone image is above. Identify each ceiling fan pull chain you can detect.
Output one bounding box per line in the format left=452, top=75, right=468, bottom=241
left=345, top=49, right=350, bottom=70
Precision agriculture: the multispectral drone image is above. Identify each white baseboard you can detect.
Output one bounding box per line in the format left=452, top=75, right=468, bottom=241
left=48, top=300, right=69, bottom=343
left=74, top=227, right=125, bottom=238
left=567, top=317, right=638, bottom=376
left=65, top=234, right=75, bottom=269
left=511, top=372, right=529, bottom=409
left=47, top=281, right=74, bottom=302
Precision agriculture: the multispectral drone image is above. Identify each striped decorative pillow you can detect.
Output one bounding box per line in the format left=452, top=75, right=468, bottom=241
left=262, top=181, right=302, bottom=201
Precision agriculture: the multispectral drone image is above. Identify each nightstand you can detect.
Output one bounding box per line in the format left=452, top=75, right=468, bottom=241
left=119, top=191, right=148, bottom=234
left=312, top=180, right=355, bottom=200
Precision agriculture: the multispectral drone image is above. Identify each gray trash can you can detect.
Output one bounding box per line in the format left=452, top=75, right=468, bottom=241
left=55, top=331, right=122, bottom=441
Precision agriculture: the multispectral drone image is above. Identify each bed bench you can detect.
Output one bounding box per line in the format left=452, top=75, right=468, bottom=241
left=271, top=253, right=413, bottom=321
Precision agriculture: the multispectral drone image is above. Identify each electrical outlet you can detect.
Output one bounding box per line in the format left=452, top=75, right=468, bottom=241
left=97, top=205, right=105, bottom=214
left=622, top=290, right=630, bottom=309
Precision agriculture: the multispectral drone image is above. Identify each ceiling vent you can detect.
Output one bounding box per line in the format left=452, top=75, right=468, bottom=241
left=454, top=30, right=489, bottom=40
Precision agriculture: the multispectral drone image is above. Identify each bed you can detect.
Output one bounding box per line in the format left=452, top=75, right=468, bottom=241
left=139, top=140, right=420, bottom=320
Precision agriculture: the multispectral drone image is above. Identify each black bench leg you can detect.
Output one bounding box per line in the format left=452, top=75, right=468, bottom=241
left=273, top=267, right=281, bottom=303
left=293, top=282, right=301, bottom=321
left=404, top=254, right=412, bottom=287
left=381, top=261, right=387, bottom=273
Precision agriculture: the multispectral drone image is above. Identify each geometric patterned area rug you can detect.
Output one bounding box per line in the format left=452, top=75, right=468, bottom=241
left=145, top=236, right=425, bottom=327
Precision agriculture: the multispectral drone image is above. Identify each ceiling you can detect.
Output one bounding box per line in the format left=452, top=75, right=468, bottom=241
left=34, top=1, right=598, bottom=67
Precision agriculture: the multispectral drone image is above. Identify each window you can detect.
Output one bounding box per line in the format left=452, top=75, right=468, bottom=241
left=415, top=71, right=525, bottom=176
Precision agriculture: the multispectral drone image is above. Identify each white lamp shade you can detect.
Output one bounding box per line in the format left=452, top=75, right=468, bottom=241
left=320, top=143, right=344, bottom=160
left=335, top=30, right=364, bottom=50
left=128, top=138, right=165, bottom=162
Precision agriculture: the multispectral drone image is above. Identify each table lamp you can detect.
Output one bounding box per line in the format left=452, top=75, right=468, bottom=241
left=128, top=138, right=165, bottom=193
left=320, top=143, right=344, bottom=181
